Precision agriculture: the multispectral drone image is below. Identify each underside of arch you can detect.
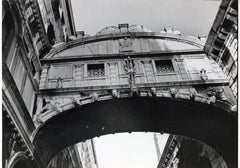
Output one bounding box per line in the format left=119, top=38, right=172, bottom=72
left=32, top=97, right=237, bottom=168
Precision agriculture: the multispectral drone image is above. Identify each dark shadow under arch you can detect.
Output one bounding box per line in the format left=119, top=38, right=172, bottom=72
left=32, top=97, right=237, bottom=168
left=7, top=152, right=31, bottom=168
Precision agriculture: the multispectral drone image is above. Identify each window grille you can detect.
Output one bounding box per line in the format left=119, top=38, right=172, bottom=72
left=155, top=60, right=174, bottom=73
left=87, top=64, right=105, bottom=77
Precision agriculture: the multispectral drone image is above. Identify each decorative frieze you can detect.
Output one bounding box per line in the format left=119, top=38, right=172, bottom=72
left=34, top=87, right=235, bottom=128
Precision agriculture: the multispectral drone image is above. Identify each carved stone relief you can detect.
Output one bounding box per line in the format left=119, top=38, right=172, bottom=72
left=119, top=37, right=134, bottom=52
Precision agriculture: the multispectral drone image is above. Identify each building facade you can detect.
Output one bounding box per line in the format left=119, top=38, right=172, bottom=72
left=37, top=0, right=76, bottom=45
left=157, top=1, right=238, bottom=167
left=3, top=1, right=49, bottom=167
left=157, top=135, right=183, bottom=168
left=48, top=141, right=98, bottom=168
left=154, top=133, right=170, bottom=161
left=154, top=133, right=162, bottom=161
left=157, top=135, right=228, bottom=168
left=77, top=140, right=98, bottom=168
left=2, top=1, right=96, bottom=168
left=204, top=0, right=237, bottom=98
left=48, top=145, right=83, bottom=168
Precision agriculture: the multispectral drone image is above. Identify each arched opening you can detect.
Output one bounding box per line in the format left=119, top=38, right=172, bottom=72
left=189, top=156, right=212, bottom=168
left=61, top=12, right=65, bottom=25
left=2, top=8, right=17, bottom=64
left=13, top=161, right=28, bottom=168
left=177, top=137, right=220, bottom=168
left=47, top=132, right=228, bottom=168
left=7, top=152, right=32, bottom=168
left=47, top=21, right=56, bottom=45
left=51, top=0, right=60, bottom=20
left=2, top=10, right=14, bottom=47
left=2, top=1, right=22, bottom=67
left=32, top=97, right=237, bottom=168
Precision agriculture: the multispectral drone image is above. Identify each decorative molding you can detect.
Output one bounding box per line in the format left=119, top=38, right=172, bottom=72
left=41, top=50, right=205, bottom=63
left=42, top=32, right=204, bottom=59
left=36, top=79, right=230, bottom=96
left=33, top=87, right=235, bottom=128
left=119, top=37, right=134, bottom=52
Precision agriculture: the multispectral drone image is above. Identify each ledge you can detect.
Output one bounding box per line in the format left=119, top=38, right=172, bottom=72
left=33, top=87, right=236, bottom=130
left=41, top=49, right=205, bottom=63
left=37, top=79, right=229, bottom=95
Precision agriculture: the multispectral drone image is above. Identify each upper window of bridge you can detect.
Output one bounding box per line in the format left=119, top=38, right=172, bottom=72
left=155, top=60, right=174, bottom=73
left=87, top=64, right=105, bottom=77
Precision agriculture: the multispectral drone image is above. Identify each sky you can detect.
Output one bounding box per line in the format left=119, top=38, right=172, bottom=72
left=71, top=0, right=221, bottom=36
left=71, top=1, right=221, bottom=168
left=94, top=133, right=169, bottom=168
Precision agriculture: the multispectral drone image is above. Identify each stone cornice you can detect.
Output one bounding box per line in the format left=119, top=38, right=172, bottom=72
left=36, top=79, right=229, bottom=96
left=43, top=32, right=205, bottom=59
left=41, top=49, right=205, bottom=63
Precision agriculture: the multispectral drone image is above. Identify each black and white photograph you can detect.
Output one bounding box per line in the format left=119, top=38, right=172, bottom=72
left=2, top=0, right=238, bottom=168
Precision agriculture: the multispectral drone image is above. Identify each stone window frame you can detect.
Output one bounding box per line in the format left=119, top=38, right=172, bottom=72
left=153, top=58, right=178, bottom=75
left=87, top=63, right=105, bottom=77
left=84, top=62, right=108, bottom=79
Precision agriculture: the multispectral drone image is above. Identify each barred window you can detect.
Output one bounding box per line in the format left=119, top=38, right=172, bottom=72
left=155, top=60, right=174, bottom=73
left=87, top=64, right=105, bottom=77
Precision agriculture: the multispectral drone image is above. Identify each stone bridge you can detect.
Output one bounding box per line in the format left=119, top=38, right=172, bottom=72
left=31, top=29, right=237, bottom=168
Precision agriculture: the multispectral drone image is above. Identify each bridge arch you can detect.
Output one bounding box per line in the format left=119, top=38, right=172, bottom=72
left=32, top=94, right=237, bottom=168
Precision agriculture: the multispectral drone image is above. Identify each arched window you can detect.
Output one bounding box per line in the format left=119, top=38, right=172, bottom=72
left=2, top=10, right=16, bottom=65
left=2, top=1, right=23, bottom=69
left=51, top=0, right=60, bottom=20
left=61, top=12, right=65, bottom=25
left=47, top=21, right=56, bottom=45
left=7, top=152, right=32, bottom=168
left=13, top=161, right=28, bottom=168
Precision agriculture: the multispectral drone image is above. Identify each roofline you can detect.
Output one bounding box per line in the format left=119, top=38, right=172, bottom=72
left=41, top=49, right=205, bottom=63
left=43, top=32, right=205, bottom=59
